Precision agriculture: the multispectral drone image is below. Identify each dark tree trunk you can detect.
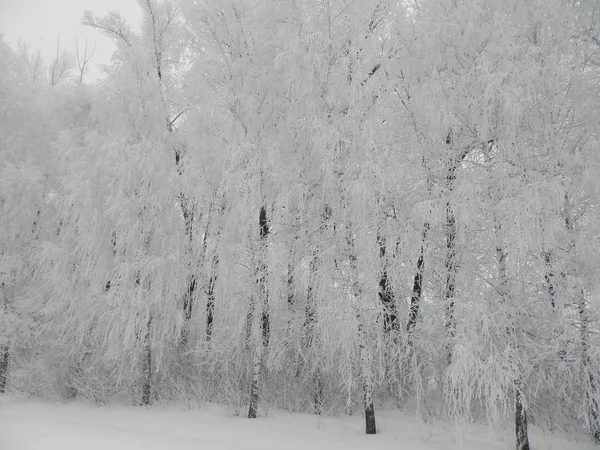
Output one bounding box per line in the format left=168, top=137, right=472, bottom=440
left=542, top=251, right=556, bottom=310
left=313, top=367, right=323, bottom=415
left=515, top=388, right=530, bottom=450
left=303, top=253, right=322, bottom=413
left=407, top=223, right=429, bottom=336
left=259, top=207, right=270, bottom=348
left=303, top=255, right=318, bottom=346
left=578, top=296, right=600, bottom=442
left=562, top=198, right=600, bottom=441
left=542, top=250, right=567, bottom=360
left=205, top=254, right=218, bottom=342
left=180, top=274, right=196, bottom=346
left=248, top=206, right=270, bottom=419
left=179, top=195, right=196, bottom=347
left=444, top=197, right=457, bottom=364
left=141, top=317, right=152, bottom=406
left=248, top=379, right=259, bottom=418
left=287, top=257, right=294, bottom=306
left=365, top=397, right=377, bottom=435
left=443, top=133, right=471, bottom=364
left=0, top=345, right=9, bottom=394
left=377, top=235, right=398, bottom=336
left=348, top=230, right=376, bottom=435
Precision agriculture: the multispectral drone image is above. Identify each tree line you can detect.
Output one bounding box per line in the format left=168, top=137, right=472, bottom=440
left=1, top=1, right=599, bottom=448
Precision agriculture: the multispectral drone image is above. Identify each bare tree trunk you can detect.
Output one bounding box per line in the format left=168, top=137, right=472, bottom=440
left=348, top=231, right=376, bottom=435
left=179, top=195, right=196, bottom=347
left=562, top=196, right=600, bottom=441
left=141, top=316, right=152, bottom=406
left=303, top=253, right=322, bottom=413
left=444, top=133, right=471, bottom=364
left=578, top=295, right=600, bottom=442
left=302, top=204, right=334, bottom=413
left=313, top=366, right=324, bottom=415
left=0, top=282, right=8, bottom=394
left=0, top=344, right=8, bottom=394
left=377, top=234, right=398, bottom=336
left=205, top=253, right=218, bottom=342
left=287, top=257, right=295, bottom=306
left=485, top=143, right=529, bottom=450
left=515, top=386, right=530, bottom=450
left=248, top=206, right=270, bottom=418
left=444, top=197, right=458, bottom=365
left=407, top=223, right=429, bottom=337
left=357, top=314, right=376, bottom=435
left=542, top=251, right=557, bottom=310
left=247, top=322, right=264, bottom=419
left=497, top=239, right=530, bottom=450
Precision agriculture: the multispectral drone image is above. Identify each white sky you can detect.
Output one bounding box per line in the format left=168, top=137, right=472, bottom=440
left=0, top=0, right=142, bottom=81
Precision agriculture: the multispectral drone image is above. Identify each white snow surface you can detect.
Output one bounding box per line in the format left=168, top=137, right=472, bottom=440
left=0, top=398, right=595, bottom=450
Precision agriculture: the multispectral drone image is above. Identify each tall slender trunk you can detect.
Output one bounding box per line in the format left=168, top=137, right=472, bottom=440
left=542, top=250, right=566, bottom=360
left=141, top=316, right=152, bottom=406
left=515, top=387, right=530, bottom=450
left=287, top=209, right=299, bottom=307
left=444, top=196, right=458, bottom=365
left=0, top=283, right=8, bottom=394
left=577, top=295, right=600, bottom=442
left=0, top=344, right=8, bottom=394
left=444, top=134, right=471, bottom=364
left=205, top=253, right=219, bottom=342
left=542, top=251, right=557, bottom=310
left=377, top=234, right=398, bottom=336
left=302, top=204, right=333, bottom=413
left=313, top=366, right=324, bottom=415
left=407, top=223, right=429, bottom=336
left=179, top=195, right=196, bottom=347
left=444, top=151, right=458, bottom=364
left=562, top=196, right=599, bottom=441
left=497, top=235, right=530, bottom=450
left=248, top=206, right=270, bottom=418
left=303, top=253, right=322, bottom=413
left=486, top=144, right=529, bottom=450
left=287, top=256, right=295, bottom=306
left=348, top=230, right=376, bottom=434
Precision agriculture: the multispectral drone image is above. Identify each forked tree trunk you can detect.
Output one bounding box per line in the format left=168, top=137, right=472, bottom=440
left=248, top=206, right=270, bottom=419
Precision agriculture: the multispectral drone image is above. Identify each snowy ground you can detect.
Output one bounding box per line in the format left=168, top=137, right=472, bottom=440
left=0, top=397, right=595, bottom=450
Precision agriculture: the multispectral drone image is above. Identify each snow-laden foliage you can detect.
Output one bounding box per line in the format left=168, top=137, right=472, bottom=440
left=1, top=0, right=599, bottom=446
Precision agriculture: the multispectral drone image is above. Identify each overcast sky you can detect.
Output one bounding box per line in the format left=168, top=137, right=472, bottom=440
left=0, top=0, right=142, bottom=81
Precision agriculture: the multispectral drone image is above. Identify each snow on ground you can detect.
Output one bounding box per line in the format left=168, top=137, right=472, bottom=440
left=0, top=397, right=595, bottom=450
